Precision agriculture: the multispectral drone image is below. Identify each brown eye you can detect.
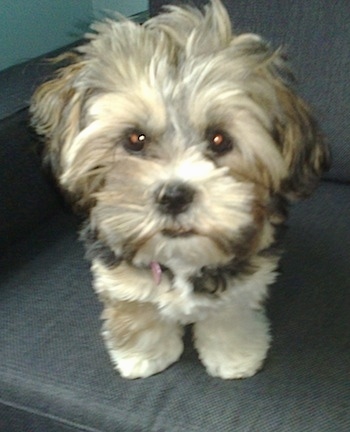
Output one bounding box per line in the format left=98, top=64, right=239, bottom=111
left=207, top=129, right=233, bottom=155
left=123, top=131, right=147, bottom=153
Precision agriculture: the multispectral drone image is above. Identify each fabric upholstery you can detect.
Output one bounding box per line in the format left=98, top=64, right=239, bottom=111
left=0, top=109, right=61, bottom=252
left=1, top=183, right=349, bottom=431
left=0, top=44, right=77, bottom=251
left=0, top=42, right=78, bottom=122
left=150, top=0, right=350, bottom=182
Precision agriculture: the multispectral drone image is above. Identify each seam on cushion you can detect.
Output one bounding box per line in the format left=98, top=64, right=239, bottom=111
left=322, top=177, right=350, bottom=186
left=1, top=366, right=108, bottom=404
left=0, top=398, right=205, bottom=432
left=0, top=368, right=154, bottom=431
left=1, top=367, right=206, bottom=432
left=0, top=398, right=103, bottom=432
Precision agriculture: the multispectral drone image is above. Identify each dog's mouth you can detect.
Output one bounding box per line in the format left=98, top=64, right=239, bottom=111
left=161, top=228, right=196, bottom=238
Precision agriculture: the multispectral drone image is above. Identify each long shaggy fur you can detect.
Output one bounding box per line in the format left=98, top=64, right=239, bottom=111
left=31, top=0, right=330, bottom=379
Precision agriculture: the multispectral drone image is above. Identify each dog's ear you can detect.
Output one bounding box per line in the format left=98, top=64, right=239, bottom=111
left=273, top=85, right=331, bottom=200
left=30, top=54, right=85, bottom=180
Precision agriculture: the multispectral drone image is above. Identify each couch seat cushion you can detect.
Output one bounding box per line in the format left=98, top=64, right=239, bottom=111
left=0, top=182, right=349, bottom=432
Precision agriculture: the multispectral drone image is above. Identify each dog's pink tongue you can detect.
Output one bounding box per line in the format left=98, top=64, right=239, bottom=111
left=150, top=261, right=162, bottom=285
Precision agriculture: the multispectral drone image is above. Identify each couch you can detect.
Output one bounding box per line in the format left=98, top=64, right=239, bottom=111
left=1, top=0, right=349, bottom=430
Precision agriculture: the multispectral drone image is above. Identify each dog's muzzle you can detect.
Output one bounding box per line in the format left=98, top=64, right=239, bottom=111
left=156, top=182, right=195, bottom=215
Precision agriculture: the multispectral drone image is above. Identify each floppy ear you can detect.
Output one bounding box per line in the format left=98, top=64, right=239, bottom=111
left=30, top=55, right=85, bottom=180
left=274, top=85, right=331, bottom=200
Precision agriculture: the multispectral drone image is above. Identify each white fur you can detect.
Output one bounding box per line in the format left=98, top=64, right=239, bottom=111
left=93, top=255, right=277, bottom=378
left=194, top=306, right=271, bottom=378
left=103, top=321, right=184, bottom=379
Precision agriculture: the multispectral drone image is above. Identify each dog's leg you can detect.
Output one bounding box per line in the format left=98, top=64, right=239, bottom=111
left=101, top=301, right=184, bottom=379
left=193, top=301, right=271, bottom=379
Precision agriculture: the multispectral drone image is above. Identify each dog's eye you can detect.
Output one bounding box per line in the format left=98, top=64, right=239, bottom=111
left=207, top=130, right=233, bottom=155
left=123, top=131, right=147, bottom=153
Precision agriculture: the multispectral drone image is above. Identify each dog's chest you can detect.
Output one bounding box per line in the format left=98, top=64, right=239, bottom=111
left=156, top=272, right=225, bottom=323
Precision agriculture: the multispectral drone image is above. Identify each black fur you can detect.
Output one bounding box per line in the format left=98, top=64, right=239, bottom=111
left=80, top=222, right=122, bottom=268
left=190, top=257, right=258, bottom=296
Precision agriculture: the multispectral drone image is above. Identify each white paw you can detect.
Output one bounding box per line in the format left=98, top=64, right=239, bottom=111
left=107, top=337, right=184, bottom=379
left=198, top=349, right=267, bottom=379
left=194, top=308, right=271, bottom=379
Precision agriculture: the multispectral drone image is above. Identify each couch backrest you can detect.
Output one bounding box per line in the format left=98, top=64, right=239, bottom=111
left=0, top=42, right=82, bottom=251
left=150, top=0, right=350, bottom=182
left=0, top=60, right=63, bottom=251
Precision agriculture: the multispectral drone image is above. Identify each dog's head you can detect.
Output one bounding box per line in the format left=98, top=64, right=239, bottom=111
left=31, top=0, right=329, bottom=273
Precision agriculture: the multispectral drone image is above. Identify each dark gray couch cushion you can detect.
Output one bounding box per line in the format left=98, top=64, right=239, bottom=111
left=150, top=0, right=350, bottom=183
left=0, top=42, right=80, bottom=122
left=1, top=182, right=349, bottom=432
left=0, top=109, right=61, bottom=252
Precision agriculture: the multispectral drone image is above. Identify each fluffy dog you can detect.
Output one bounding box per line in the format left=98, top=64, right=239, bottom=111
left=31, top=0, right=329, bottom=379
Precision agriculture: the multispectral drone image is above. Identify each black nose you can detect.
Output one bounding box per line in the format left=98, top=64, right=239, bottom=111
left=156, top=182, right=195, bottom=215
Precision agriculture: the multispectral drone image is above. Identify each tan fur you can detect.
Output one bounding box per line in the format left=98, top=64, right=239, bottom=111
left=101, top=301, right=162, bottom=349
left=274, top=86, right=330, bottom=198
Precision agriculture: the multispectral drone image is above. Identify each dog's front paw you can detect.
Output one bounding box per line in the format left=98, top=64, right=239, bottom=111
left=101, top=301, right=184, bottom=378
left=194, top=308, right=271, bottom=379
left=196, top=346, right=267, bottom=379
left=112, top=342, right=183, bottom=379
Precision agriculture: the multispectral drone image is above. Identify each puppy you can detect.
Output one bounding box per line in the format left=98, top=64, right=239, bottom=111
left=30, top=0, right=329, bottom=379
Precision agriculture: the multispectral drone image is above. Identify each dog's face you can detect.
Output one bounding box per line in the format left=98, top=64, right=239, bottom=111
left=31, top=0, right=329, bottom=275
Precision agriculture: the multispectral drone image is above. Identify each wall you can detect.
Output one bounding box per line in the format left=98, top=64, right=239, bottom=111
left=0, top=0, right=93, bottom=70
left=93, top=0, right=148, bottom=17
left=0, top=0, right=148, bottom=71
